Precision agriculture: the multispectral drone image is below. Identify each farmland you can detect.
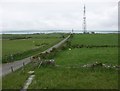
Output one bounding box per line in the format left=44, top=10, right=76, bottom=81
left=2, top=33, right=119, bottom=89
left=71, top=34, right=118, bottom=46
left=29, top=33, right=118, bottom=89
left=55, top=48, right=118, bottom=65
left=2, top=33, right=67, bottom=63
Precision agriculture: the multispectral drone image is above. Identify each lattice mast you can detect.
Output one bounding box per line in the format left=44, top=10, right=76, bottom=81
left=83, top=5, right=87, bottom=33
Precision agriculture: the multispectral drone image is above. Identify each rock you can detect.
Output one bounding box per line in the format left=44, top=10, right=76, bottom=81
left=28, top=71, right=34, bottom=75
left=69, top=48, right=71, bottom=50
left=22, top=75, right=35, bottom=90
left=40, top=59, right=55, bottom=67
left=82, top=65, right=87, bottom=67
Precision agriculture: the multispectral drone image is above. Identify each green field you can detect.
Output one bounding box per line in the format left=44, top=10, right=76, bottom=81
left=29, top=34, right=118, bottom=89
left=3, top=47, right=118, bottom=89
left=71, top=34, right=118, bottom=46
left=55, top=48, right=118, bottom=65
left=2, top=34, right=119, bottom=89
left=3, top=39, right=58, bottom=55
left=29, top=67, right=118, bottom=89
left=29, top=48, right=118, bottom=89
left=2, top=33, right=67, bottom=63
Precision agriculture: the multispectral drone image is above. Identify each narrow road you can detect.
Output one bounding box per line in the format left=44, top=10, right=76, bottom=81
left=1, top=35, right=70, bottom=76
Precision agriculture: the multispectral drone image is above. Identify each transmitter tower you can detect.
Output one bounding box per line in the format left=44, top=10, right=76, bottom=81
left=83, top=5, right=87, bottom=33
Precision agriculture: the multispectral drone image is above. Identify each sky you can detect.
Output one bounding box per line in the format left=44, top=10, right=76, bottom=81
left=0, top=0, right=119, bottom=32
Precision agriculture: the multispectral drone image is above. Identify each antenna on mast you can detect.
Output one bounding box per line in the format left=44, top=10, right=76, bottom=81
left=83, top=4, right=87, bottom=34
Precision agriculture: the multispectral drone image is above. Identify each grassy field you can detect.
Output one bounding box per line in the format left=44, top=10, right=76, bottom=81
left=71, top=34, right=118, bottom=46
left=55, top=48, right=118, bottom=65
left=2, top=33, right=67, bottom=63
left=3, top=39, right=58, bottom=55
left=29, top=34, right=118, bottom=89
left=28, top=48, right=118, bottom=89
left=29, top=67, right=118, bottom=89
left=2, top=33, right=119, bottom=89
left=3, top=47, right=118, bottom=89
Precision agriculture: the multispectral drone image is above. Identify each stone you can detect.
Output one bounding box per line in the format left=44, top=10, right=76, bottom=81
left=69, top=48, right=71, bottom=50
left=28, top=71, right=34, bottom=75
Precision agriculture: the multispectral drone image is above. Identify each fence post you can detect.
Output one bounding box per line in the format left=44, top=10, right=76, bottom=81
left=23, top=62, right=25, bottom=66
left=11, top=66, right=14, bottom=72
left=22, top=62, right=25, bottom=71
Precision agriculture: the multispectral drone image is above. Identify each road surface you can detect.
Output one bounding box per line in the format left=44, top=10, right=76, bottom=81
left=1, top=35, right=70, bottom=76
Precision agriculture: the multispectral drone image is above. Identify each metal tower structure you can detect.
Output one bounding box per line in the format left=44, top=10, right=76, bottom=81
left=83, top=5, right=87, bottom=34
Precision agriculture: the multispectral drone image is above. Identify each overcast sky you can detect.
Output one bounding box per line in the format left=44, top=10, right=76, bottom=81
left=0, top=0, right=119, bottom=32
